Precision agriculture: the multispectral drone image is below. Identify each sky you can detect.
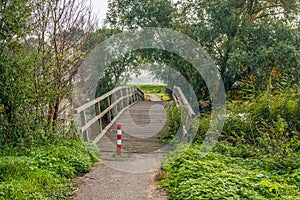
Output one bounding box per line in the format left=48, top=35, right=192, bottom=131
left=91, top=0, right=109, bottom=26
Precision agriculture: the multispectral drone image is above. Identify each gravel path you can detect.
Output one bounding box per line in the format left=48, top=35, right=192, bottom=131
left=73, top=163, right=168, bottom=200
left=72, top=100, right=169, bottom=200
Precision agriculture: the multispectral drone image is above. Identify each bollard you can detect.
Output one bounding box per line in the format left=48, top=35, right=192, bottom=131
left=117, top=123, right=122, bottom=156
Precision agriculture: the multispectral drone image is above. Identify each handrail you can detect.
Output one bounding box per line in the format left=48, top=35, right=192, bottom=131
left=172, top=85, right=197, bottom=142
left=173, top=86, right=196, bottom=117
left=74, top=86, right=144, bottom=143
left=75, top=86, right=130, bottom=114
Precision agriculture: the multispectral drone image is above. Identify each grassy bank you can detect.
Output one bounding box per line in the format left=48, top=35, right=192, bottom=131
left=159, top=144, right=300, bottom=199
left=159, top=89, right=300, bottom=199
left=0, top=139, right=99, bottom=199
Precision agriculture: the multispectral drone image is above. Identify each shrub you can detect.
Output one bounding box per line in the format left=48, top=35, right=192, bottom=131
left=0, top=139, right=99, bottom=199
left=195, top=90, right=300, bottom=169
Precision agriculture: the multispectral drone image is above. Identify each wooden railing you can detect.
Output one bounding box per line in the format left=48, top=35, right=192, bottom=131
left=74, top=86, right=144, bottom=143
left=172, top=86, right=196, bottom=142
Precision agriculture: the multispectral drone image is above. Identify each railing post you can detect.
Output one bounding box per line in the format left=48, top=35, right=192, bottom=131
left=96, top=102, right=103, bottom=131
left=134, top=87, right=138, bottom=102
left=126, top=87, right=130, bottom=106
left=131, top=87, right=135, bottom=102
left=112, top=92, right=117, bottom=117
left=120, top=88, right=124, bottom=110
left=128, top=87, right=131, bottom=105
left=125, top=88, right=127, bottom=106
left=125, top=88, right=128, bottom=106
left=107, top=96, right=112, bottom=122
left=80, top=110, right=89, bottom=142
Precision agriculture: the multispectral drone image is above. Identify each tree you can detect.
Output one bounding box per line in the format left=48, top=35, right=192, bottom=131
left=105, top=0, right=210, bottom=101
left=175, top=0, right=300, bottom=91
left=0, top=0, right=35, bottom=146
left=80, top=28, right=138, bottom=97
left=30, top=0, right=96, bottom=126
left=105, top=0, right=299, bottom=96
left=106, top=0, right=174, bottom=29
left=0, top=0, right=96, bottom=147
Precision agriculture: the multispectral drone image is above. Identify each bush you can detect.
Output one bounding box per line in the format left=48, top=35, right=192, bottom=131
left=195, top=90, right=300, bottom=170
left=0, top=139, right=99, bottom=199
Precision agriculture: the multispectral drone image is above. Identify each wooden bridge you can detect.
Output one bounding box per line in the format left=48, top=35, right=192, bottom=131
left=73, top=85, right=197, bottom=199
left=74, top=85, right=196, bottom=169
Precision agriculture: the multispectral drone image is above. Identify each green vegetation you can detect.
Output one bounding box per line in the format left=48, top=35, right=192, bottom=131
left=136, top=84, right=171, bottom=101
left=0, top=139, right=99, bottom=199
left=161, top=103, right=181, bottom=142
left=106, top=0, right=299, bottom=99
left=1, top=0, right=299, bottom=199
left=160, top=88, right=300, bottom=199
left=0, top=0, right=95, bottom=147
left=0, top=2, right=97, bottom=198
left=200, top=90, right=300, bottom=170
left=103, top=1, right=300, bottom=195
left=160, top=144, right=300, bottom=199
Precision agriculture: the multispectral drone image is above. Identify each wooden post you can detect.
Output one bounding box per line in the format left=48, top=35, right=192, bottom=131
left=120, top=88, right=124, bottom=110
left=123, top=88, right=127, bottom=107
left=96, top=102, right=103, bottom=131
left=134, top=87, right=137, bottom=102
left=126, top=88, right=129, bottom=106
left=112, top=92, right=117, bottom=117
left=124, top=88, right=128, bottom=107
left=80, top=110, right=89, bottom=142
left=131, top=87, right=134, bottom=104
left=107, top=96, right=112, bottom=122
left=128, top=87, right=131, bottom=105
left=132, top=87, right=135, bottom=101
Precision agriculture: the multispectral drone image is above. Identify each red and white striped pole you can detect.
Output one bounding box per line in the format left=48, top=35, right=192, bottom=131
left=117, top=123, right=122, bottom=156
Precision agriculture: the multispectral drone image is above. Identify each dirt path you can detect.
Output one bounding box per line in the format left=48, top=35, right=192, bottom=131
left=73, top=164, right=168, bottom=200
left=72, top=101, right=169, bottom=200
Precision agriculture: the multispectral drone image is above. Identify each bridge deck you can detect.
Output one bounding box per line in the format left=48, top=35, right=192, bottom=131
left=97, top=101, right=167, bottom=153
left=93, top=100, right=169, bottom=174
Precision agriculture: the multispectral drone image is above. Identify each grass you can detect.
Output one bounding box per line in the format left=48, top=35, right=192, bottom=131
left=159, top=143, right=300, bottom=200
left=134, top=84, right=171, bottom=101
left=0, top=139, right=99, bottom=199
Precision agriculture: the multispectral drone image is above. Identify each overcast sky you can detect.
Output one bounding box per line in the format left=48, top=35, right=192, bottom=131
left=91, top=0, right=109, bottom=26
